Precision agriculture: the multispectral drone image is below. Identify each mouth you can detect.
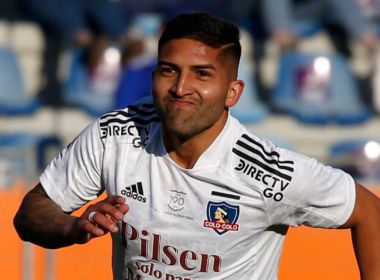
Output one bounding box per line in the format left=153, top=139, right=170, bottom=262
left=169, top=99, right=196, bottom=107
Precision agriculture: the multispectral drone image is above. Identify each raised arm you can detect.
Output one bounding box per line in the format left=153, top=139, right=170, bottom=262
left=339, top=181, right=380, bottom=280
left=13, top=183, right=129, bottom=249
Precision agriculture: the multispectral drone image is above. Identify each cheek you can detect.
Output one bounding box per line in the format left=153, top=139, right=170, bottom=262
left=197, top=83, right=228, bottom=101
left=153, top=77, right=172, bottom=94
left=152, top=79, right=163, bottom=95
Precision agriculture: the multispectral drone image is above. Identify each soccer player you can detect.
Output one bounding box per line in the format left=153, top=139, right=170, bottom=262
left=14, top=12, right=380, bottom=279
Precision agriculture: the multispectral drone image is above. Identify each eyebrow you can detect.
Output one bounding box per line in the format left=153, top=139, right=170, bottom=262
left=157, top=61, right=176, bottom=68
left=191, top=64, right=217, bottom=72
left=157, top=61, right=217, bottom=72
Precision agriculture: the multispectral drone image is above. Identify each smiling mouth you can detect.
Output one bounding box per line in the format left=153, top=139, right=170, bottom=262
left=170, top=99, right=196, bottom=106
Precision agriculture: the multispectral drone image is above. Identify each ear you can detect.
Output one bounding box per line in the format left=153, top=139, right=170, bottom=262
left=225, top=80, right=245, bottom=108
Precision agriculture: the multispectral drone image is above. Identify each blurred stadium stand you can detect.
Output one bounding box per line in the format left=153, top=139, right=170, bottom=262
left=0, top=46, right=40, bottom=115
left=230, top=28, right=269, bottom=123
left=62, top=47, right=120, bottom=117
left=272, top=52, right=372, bottom=125
left=327, top=139, right=380, bottom=185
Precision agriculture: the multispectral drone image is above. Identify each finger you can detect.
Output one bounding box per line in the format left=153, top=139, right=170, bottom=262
left=107, top=204, right=129, bottom=224
left=95, top=202, right=125, bottom=221
left=88, top=212, right=119, bottom=233
left=105, top=195, right=126, bottom=206
left=85, top=212, right=108, bottom=235
left=117, top=203, right=129, bottom=215
left=82, top=221, right=105, bottom=237
left=106, top=213, right=119, bottom=224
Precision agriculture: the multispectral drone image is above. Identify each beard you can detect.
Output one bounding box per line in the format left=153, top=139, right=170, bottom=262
left=153, top=93, right=224, bottom=140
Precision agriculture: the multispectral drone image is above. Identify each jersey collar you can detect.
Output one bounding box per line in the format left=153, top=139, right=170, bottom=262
left=159, top=112, right=239, bottom=170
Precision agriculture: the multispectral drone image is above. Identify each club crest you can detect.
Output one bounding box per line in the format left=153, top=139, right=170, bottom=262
left=204, top=201, right=240, bottom=235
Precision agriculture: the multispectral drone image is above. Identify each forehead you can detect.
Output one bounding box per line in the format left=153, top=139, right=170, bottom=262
left=158, top=38, right=222, bottom=66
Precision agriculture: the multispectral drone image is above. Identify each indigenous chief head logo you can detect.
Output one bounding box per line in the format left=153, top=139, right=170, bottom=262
left=204, top=201, right=240, bottom=235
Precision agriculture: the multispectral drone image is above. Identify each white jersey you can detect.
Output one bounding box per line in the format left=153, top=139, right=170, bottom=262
left=40, top=96, right=356, bottom=280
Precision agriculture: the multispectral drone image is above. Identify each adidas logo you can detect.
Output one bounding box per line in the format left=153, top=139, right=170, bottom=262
left=121, top=182, right=147, bottom=203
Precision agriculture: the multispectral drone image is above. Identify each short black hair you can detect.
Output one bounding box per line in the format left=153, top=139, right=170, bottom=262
left=158, top=12, right=241, bottom=67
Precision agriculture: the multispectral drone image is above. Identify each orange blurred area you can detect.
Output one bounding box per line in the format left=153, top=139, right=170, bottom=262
left=0, top=180, right=25, bottom=280
left=2, top=183, right=379, bottom=280
left=279, top=226, right=358, bottom=279
left=55, top=193, right=113, bottom=280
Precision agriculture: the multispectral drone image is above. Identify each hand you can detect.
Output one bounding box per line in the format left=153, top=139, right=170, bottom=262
left=69, top=196, right=129, bottom=245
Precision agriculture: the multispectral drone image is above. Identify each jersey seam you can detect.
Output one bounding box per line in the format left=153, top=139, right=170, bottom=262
left=280, top=200, right=342, bottom=228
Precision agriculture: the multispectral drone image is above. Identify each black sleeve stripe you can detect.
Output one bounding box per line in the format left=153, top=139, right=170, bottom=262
left=100, top=109, right=156, bottom=121
left=100, top=103, right=155, bottom=120
left=232, top=148, right=292, bottom=181
left=236, top=140, right=294, bottom=172
left=100, top=116, right=161, bottom=128
left=241, top=134, right=294, bottom=165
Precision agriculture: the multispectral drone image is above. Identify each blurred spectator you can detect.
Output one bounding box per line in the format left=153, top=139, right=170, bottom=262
left=262, top=0, right=378, bottom=54
left=228, top=0, right=378, bottom=108
left=356, top=0, right=380, bottom=113
left=357, top=0, right=380, bottom=24
left=114, top=53, right=157, bottom=109
left=17, top=0, right=130, bottom=107
left=121, top=0, right=231, bottom=23
left=227, top=0, right=270, bottom=106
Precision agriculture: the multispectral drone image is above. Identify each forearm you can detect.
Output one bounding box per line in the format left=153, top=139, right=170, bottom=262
left=351, top=224, right=380, bottom=280
left=341, top=183, right=380, bottom=279
left=13, top=184, right=79, bottom=249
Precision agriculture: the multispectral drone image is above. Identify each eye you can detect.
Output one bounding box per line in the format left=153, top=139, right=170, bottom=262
left=198, top=70, right=210, bottom=77
left=161, top=67, right=176, bottom=74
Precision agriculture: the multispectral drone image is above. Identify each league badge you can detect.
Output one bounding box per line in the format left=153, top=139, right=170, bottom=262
left=204, top=201, right=240, bottom=235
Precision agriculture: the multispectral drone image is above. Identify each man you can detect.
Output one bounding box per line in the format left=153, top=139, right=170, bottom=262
left=14, top=12, right=380, bottom=279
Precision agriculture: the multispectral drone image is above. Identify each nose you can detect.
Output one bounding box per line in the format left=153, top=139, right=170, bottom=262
left=170, top=71, right=194, bottom=97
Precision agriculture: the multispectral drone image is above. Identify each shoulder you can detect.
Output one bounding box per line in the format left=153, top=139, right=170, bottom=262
left=229, top=126, right=296, bottom=191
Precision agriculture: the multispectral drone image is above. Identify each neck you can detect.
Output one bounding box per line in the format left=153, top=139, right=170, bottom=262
left=162, top=112, right=228, bottom=169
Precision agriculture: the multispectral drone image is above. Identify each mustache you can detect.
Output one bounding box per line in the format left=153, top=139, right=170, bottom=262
left=151, top=89, right=200, bottom=105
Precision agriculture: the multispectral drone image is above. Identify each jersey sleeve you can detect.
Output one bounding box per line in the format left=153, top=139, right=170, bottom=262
left=265, top=151, right=356, bottom=229
left=40, top=119, right=104, bottom=213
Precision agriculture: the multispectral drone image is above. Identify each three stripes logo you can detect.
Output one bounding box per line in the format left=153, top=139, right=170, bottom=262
left=232, top=134, right=294, bottom=202
left=99, top=102, right=161, bottom=139
left=121, top=182, right=147, bottom=203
